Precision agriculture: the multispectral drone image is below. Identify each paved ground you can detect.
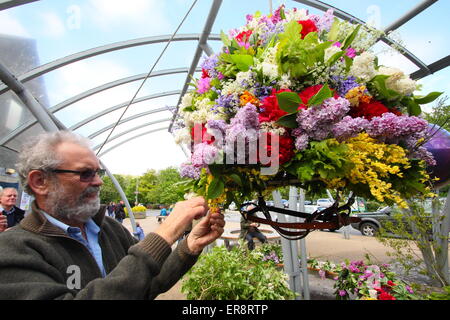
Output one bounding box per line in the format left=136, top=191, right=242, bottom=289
left=122, top=210, right=444, bottom=300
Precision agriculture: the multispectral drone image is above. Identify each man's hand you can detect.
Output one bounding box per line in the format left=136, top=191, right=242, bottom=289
left=0, top=216, right=7, bottom=232
left=186, top=207, right=225, bottom=254
left=155, top=197, right=209, bottom=245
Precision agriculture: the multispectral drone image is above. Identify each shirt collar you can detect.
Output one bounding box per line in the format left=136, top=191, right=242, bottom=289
left=1, top=205, right=15, bottom=215
left=40, top=211, right=99, bottom=235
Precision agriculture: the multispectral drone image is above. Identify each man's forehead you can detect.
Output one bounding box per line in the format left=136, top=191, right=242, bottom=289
left=56, top=142, right=99, bottom=165
left=2, top=190, right=17, bottom=196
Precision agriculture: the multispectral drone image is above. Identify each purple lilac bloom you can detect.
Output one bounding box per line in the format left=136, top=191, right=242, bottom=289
left=294, top=133, right=309, bottom=151
left=309, top=9, right=334, bottom=32
left=332, top=116, right=369, bottom=141
left=366, top=113, right=429, bottom=145
left=331, top=76, right=361, bottom=97
left=191, top=142, right=219, bottom=166
left=296, top=97, right=351, bottom=142
left=214, top=93, right=240, bottom=115
left=201, top=54, right=220, bottom=78
left=179, top=163, right=201, bottom=180
left=224, top=104, right=260, bottom=161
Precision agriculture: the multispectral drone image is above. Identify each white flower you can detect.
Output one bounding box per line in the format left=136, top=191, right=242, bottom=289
left=285, top=8, right=308, bottom=22
left=174, top=127, right=191, bottom=145
left=277, top=74, right=292, bottom=89
left=324, top=46, right=342, bottom=63
left=378, top=66, right=417, bottom=95
left=350, top=51, right=377, bottom=82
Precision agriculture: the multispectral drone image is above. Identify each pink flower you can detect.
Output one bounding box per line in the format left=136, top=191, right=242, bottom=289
left=197, top=77, right=211, bottom=94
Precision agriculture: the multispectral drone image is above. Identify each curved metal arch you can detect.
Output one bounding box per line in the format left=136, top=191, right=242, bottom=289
left=293, top=0, right=431, bottom=75
left=88, top=117, right=172, bottom=141
left=0, top=33, right=221, bottom=95
left=69, top=90, right=180, bottom=131
left=0, top=68, right=200, bottom=146
left=91, top=118, right=171, bottom=150
left=0, top=0, right=38, bottom=11
left=96, top=127, right=170, bottom=157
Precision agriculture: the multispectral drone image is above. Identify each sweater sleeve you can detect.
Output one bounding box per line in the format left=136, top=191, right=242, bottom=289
left=0, top=228, right=200, bottom=300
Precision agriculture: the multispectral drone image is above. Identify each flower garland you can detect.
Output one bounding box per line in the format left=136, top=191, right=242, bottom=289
left=174, top=5, right=441, bottom=209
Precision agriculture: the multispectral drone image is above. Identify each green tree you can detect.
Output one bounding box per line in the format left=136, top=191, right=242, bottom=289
left=99, top=174, right=128, bottom=204
left=423, top=97, right=449, bottom=131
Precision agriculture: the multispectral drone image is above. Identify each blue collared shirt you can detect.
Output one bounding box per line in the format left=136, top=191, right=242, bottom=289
left=41, top=211, right=106, bottom=277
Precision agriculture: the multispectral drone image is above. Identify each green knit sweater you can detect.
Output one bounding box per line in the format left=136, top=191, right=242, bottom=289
left=0, top=202, right=199, bottom=299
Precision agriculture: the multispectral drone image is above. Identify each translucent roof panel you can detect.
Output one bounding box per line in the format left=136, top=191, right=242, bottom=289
left=0, top=0, right=448, bottom=175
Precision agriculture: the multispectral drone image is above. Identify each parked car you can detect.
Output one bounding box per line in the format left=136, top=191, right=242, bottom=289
left=316, top=198, right=333, bottom=208
left=351, top=206, right=433, bottom=237
left=350, top=206, right=392, bottom=236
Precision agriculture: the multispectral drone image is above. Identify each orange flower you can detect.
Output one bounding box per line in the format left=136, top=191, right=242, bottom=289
left=240, top=91, right=260, bottom=107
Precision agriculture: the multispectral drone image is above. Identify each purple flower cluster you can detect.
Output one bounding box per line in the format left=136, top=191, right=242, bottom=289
left=179, top=163, right=201, bottom=180
left=293, top=97, right=350, bottom=150
left=331, top=76, right=361, bottom=97
left=333, top=116, right=369, bottom=141
left=366, top=113, right=428, bottom=144
left=224, top=104, right=260, bottom=162
left=191, top=142, right=218, bottom=167
left=214, top=93, right=239, bottom=116
left=309, top=9, right=334, bottom=32
left=201, top=54, right=221, bottom=79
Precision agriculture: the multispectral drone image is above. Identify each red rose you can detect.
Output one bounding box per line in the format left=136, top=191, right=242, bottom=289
left=201, top=68, right=210, bottom=79
left=259, top=88, right=292, bottom=123
left=297, top=19, right=318, bottom=39
left=235, top=30, right=253, bottom=46
left=259, top=132, right=295, bottom=165
left=298, top=85, right=339, bottom=110
left=349, top=99, right=390, bottom=120
left=191, top=123, right=215, bottom=145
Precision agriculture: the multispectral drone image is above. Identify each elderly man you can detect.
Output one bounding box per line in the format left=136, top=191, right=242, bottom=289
left=0, top=187, right=25, bottom=232
left=0, top=131, right=225, bottom=299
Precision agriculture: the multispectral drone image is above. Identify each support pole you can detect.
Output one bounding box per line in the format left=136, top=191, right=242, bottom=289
left=100, top=160, right=137, bottom=233
left=297, top=188, right=310, bottom=300
left=273, top=190, right=302, bottom=299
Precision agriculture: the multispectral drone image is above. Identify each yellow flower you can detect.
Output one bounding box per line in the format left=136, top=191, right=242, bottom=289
left=345, top=86, right=371, bottom=106
left=240, top=91, right=260, bottom=107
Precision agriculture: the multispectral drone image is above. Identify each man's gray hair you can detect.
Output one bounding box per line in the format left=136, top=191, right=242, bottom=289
left=16, top=131, right=93, bottom=195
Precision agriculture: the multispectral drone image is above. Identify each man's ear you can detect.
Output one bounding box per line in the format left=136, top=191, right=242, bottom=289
left=28, top=170, right=51, bottom=196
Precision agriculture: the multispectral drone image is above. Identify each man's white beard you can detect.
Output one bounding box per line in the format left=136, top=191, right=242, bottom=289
left=47, top=184, right=101, bottom=223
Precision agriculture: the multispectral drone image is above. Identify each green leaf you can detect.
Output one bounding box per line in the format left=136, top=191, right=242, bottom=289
left=405, top=99, right=422, bottom=116
left=308, top=84, right=333, bottom=107
left=326, top=51, right=345, bottom=66
left=229, top=174, right=243, bottom=187
left=276, top=113, right=298, bottom=129
left=327, top=18, right=341, bottom=41
left=230, top=54, right=254, bottom=71
left=207, top=177, right=224, bottom=200
left=342, top=25, right=361, bottom=50
left=280, top=7, right=286, bottom=20
left=414, top=92, right=443, bottom=105
left=220, top=30, right=231, bottom=47
left=276, top=91, right=302, bottom=113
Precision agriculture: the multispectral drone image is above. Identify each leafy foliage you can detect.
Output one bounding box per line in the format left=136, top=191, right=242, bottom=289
left=181, top=244, right=296, bottom=300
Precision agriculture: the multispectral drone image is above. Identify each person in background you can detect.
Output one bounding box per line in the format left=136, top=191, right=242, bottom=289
left=158, top=205, right=168, bottom=223
left=106, top=201, right=116, bottom=218
left=0, top=130, right=225, bottom=299
left=0, top=187, right=25, bottom=232
left=239, top=204, right=267, bottom=250
left=133, top=222, right=145, bottom=241
left=114, top=200, right=126, bottom=223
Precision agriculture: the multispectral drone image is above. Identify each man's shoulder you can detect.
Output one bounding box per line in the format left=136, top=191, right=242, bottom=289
left=14, top=206, right=25, bottom=215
